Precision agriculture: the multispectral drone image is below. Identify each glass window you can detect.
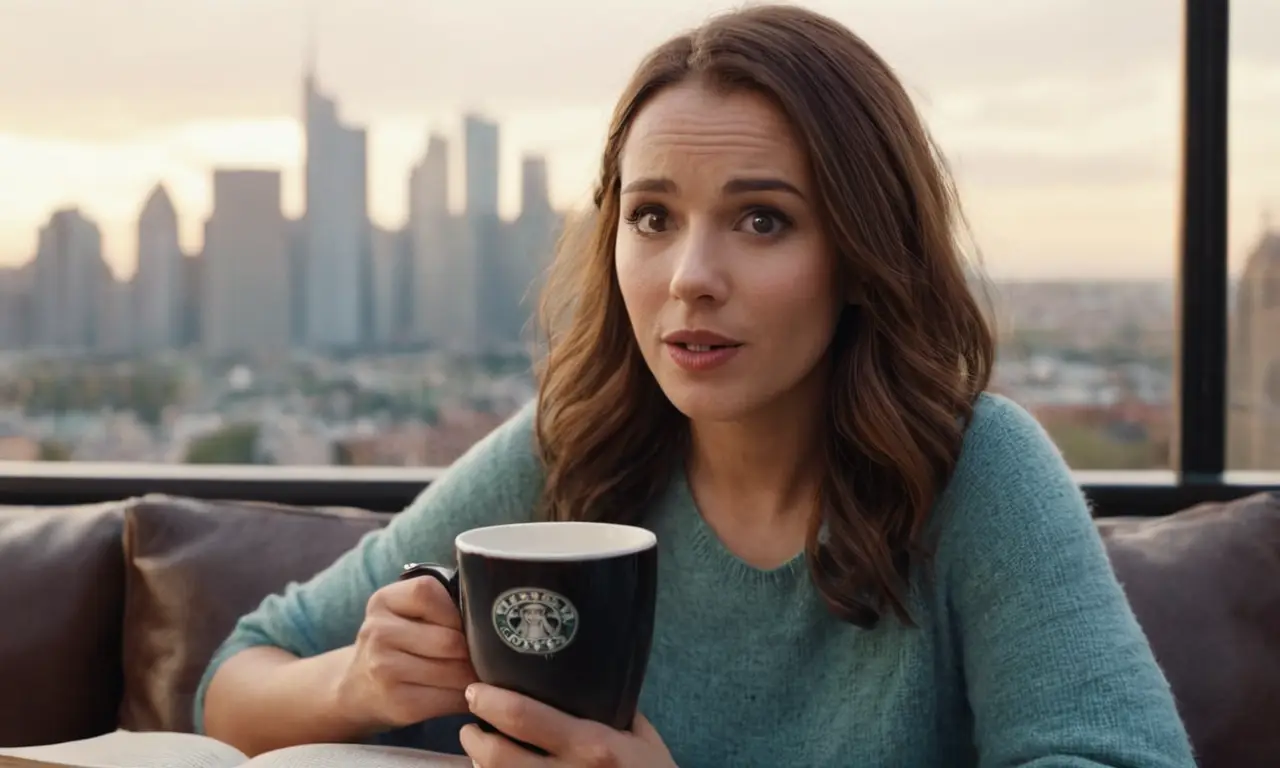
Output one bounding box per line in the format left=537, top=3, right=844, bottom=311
left=1227, top=0, right=1280, bottom=471
left=0, top=1, right=1179, bottom=470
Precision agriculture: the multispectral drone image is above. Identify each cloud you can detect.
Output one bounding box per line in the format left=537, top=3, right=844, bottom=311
left=2, top=0, right=1275, bottom=141
left=1, top=0, right=1274, bottom=280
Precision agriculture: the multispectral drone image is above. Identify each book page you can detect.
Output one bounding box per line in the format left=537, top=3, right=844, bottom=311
left=0, top=732, right=471, bottom=768
left=244, top=744, right=470, bottom=767
left=0, top=730, right=247, bottom=768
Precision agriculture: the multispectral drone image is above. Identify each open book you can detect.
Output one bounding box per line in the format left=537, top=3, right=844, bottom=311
left=0, top=731, right=471, bottom=768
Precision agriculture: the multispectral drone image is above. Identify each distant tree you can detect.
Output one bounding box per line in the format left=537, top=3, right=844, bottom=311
left=333, top=442, right=355, bottom=466
left=415, top=386, right=439, bottom=425
left=130, top=367, right=180, bottom=426
left=19, top=363, right=181, bottom=424
left=185, top=423, right=260, bottom=464
left=38, top=440, right=71, bottom=461
left=1045, top=423, right=1162, bottom=470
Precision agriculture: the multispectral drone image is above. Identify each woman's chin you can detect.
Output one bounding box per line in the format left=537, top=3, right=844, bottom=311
left=659, top=384, right=754, bottom=423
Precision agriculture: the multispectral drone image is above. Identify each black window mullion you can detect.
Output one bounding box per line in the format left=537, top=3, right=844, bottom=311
left=1175, top=0, right=1230, bottom=481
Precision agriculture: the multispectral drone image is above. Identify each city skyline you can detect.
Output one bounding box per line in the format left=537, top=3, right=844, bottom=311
left=2, top=0, right=1279, bottom=279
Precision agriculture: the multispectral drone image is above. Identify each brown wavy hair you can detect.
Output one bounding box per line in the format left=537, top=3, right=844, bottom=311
left=534, top=4, right=994, bottom=628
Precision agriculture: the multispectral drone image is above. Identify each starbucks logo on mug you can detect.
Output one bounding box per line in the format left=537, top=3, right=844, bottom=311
left=492, top=587, right=579, bottom=655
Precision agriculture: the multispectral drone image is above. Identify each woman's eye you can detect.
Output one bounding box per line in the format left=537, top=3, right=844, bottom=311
left=736, top=209, right=789, bottom=236
left=630, top=207, right=669, bottom=234
left=640, top=212, right=668, bottom=233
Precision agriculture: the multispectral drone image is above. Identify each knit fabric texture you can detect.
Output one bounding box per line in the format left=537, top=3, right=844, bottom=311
left=195, top=393, right=1196, bottom=767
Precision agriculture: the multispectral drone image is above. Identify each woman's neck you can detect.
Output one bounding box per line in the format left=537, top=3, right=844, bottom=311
left=686, top=381, right=826, bottom=527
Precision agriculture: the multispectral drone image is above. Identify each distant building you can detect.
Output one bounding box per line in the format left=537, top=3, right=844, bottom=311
left=461, top=114, right=501, bottom=351
left=408, top=133, right=454, bottom=346
left=1228, top=227, right=1280, bottom=469
left=511, top=154, right=562, bottom=342
left=0, top=428, right=38, bottom=462
left=180, top=250, right=203, bottom=348
left=133, top=184, right=185, bottom=351
left=465, top=114, right=500, bottom=217
left=303, top=67, right=370, bottom=350
left=406, top=119, right=559, bottom=352
left=369, top=224, right=406, bottom=346
left=0, top=264, right=32, bottom=349
left=30, top=208, right=110, bottom=352
left=98, top=276, right=135, bottom=354
left=202, top=170, right=291, bottom=356
left=286, top=217, right=307, bottom=345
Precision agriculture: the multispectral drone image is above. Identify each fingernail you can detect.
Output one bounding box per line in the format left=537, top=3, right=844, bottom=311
left=465, top=684, right=476, bottom=704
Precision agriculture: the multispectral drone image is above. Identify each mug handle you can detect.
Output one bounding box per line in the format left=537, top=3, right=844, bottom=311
left=399, top=562, right=462, bottom=609
left=401, top=562, right=547, bottom=754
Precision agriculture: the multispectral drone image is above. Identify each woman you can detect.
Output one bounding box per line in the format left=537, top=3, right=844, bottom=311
left=198, top=5, right=1195, bottom=767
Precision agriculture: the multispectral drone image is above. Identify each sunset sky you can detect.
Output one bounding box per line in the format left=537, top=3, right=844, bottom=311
left=1, top=0, right=1277, bottom=279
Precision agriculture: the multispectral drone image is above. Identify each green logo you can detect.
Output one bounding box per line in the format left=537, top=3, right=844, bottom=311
left=492, top=588, right=579, bottom=655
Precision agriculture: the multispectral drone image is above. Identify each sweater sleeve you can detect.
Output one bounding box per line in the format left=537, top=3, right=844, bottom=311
left=192, top=401, right=544, bottom=734
left=935, top=394, right=1196, bottom=767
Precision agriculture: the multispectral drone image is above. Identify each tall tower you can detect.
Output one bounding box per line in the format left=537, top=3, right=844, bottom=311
left=202, top=170, right=291, bottom=356
left=30, top=208, right=110, bottom=352
left=302, top=31, right=370, bottom=351
left=464, top=115, right=500, bottom=216
left=511, top=155, right=559, bottom=342
left=520, top=155, right=552, bottom=218
left=408, top=133, right=453, bottom=345
left=465, top=114, right=502, bottom=350
left=1228, top=223, right=1280, bottom=469
left=134, top=184, right=184, bottom=350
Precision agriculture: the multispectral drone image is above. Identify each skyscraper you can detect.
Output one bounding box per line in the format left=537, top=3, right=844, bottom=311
left=202, top=170, right=291, bottom=356
left=408, top=133, right=453, bottom=345
left=303, top=65, right=370, bottom=350
left=133, top=184, right=184, bottom=351
left=465, top=114, right=503, bottom=350
left=520, top=155, right=552, bottom=219
left=512, top=154, right=560, bottom=339
left=1228, top=227, right=1280, bottom=468
left=0, top=265, right=31, bottom=349
left=464, top=114, right=500, bottom=216
left=30, top=208, right=110, bottom=352
left=369, top=224, right=402, bottom=346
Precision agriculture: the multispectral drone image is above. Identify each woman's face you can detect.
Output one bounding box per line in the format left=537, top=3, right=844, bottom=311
left=615, top=81, right=844, bottom=424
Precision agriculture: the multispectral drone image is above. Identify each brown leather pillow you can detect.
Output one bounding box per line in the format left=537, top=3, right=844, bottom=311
left=0, top=502, right=127, bottom=747
left=117, top=494, right=394, bottom=733
left=1098, top=491, right=1280, bottom=768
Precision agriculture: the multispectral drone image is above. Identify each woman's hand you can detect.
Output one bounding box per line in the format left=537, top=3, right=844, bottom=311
left=460, top=683, right=676, bottom=767
left=333, top=576, right=479, bottom=734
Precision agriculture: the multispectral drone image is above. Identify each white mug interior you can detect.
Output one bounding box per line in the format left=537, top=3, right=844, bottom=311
left=455, top=521, right=656, bottom=561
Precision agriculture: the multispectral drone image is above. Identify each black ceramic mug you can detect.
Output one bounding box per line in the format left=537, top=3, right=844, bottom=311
left=399, top=521, right=658, bottom=732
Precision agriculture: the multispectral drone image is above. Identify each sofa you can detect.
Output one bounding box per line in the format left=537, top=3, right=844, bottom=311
left=1, top=491, right=1278, bottom=766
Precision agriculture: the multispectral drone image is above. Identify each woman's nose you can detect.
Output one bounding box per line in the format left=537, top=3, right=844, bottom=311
left=668, top=230, right=728, bottom=304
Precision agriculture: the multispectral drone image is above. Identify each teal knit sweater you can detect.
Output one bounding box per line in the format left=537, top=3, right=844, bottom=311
left=195, top=393, right=1196, bottom=767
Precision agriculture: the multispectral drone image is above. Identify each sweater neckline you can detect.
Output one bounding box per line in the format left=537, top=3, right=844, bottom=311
left=670, top=467, right=808, bottom=588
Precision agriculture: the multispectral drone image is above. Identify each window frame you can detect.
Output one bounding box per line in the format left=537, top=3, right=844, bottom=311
left=0, top=0, right=1272, bottom=518
left=1176, top=0, right=1230, bottom=482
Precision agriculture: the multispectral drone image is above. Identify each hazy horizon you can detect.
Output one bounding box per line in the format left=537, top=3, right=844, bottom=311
left=2, top=0, right=1277, bottom=280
